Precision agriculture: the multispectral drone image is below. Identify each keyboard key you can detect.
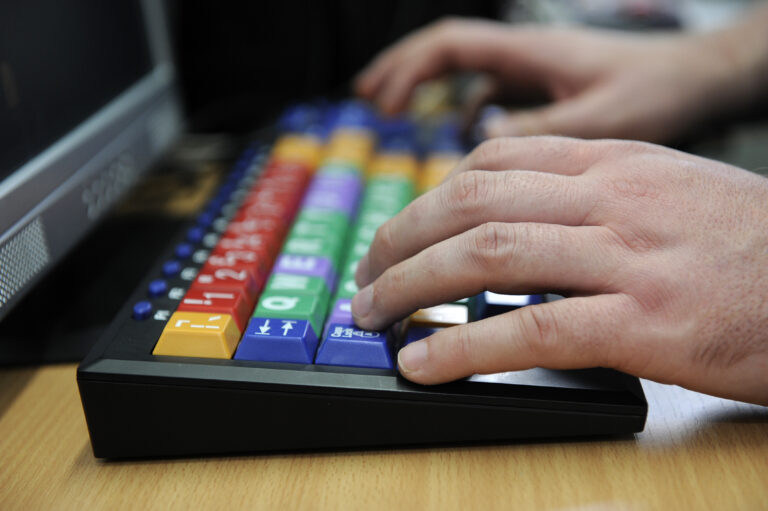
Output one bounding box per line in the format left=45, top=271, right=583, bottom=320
left=315, top=323, right=393, bottom=369
left=132, top=301, right=153, bottom=320
left=235, top=318, right=318, bottom=364
left=254, top=292, right=327, bottom=337
left=327, top=298, right=352, bottom=325
left=273, top=255, right=336, bottom=293
left=162, top=260, right=182, bottom=277
left=265, top=273, right=330, bottom=304
left=178, top=289, right=252, bottom=332
left=148, top=279, right=168, bottom=298
left=193, top=265, right=261, bottom=305
left=153, top=312, right=241, bottom=359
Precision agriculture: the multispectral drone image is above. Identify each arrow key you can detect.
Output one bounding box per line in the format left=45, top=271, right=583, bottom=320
left=235, top=318, right=318, bottom=364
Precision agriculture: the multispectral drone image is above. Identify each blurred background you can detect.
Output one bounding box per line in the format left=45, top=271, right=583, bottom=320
left=169, top=0, right=761, bottom=132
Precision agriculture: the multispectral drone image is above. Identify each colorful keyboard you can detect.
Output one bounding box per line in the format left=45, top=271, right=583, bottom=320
left=77, top=102, right=646, bottom=458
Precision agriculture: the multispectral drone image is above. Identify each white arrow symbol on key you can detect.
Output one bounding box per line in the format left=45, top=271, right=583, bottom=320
left=259, top=319, right=271, bottom=334
left=281, top=320, right=296, bottom=336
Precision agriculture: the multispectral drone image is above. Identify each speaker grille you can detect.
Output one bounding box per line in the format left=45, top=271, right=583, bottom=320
left=0, top=217, right=50, bottom=311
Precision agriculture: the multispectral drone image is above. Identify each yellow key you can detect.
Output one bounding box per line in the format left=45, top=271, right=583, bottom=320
left=410, top=304, right=468, bottom=328
left=368, top=153, right=418, bottom=180
left=323, top=145, right=371, bottom=169
left=153, top=311, right=241, bottom=359
left=420, top=154, right=462, bottom=193
left=272, top=134, right=323, bottom=169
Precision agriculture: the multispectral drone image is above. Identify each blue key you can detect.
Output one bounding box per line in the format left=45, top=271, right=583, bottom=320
left=162, top=260, right=182, bottom=277
left=471, top=291, right=543, bottom=319
left=186, top=226, right=205, bottom=243
left=235, top=318, right=318, bottom=364
left=315, top=323, right=393, bottom=369
left=175, top=243, right=194, bottom=259
left=148, top=279, right=167, bottom=298
left=132, top=301, right=153, bottom=320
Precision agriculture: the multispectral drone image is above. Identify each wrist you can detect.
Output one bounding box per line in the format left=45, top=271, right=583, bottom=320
left=697, top=5, right=768, bottom=116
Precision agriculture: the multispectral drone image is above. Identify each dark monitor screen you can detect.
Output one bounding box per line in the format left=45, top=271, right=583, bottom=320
left=0, top=0, right=152, bottom=181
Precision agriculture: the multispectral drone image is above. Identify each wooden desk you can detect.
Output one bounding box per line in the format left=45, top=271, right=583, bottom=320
left=0, top=364, right=765, bottom=510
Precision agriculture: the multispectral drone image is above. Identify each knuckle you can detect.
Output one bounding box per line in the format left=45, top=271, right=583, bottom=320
left=445, top=170, right=490, bottom=216
left=518, top=305, right=560, bottom=358
left=471, top=137, right=510, bottom=168
left=379, top=264, right=408, bottom=296
left=468, top=222, right=512, bottom=269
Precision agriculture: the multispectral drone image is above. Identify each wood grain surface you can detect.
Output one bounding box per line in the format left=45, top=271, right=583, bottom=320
left=1, top=364, right=766, bottom=511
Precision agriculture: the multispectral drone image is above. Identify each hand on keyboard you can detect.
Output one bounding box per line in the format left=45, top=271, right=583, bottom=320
left=355, top=12, right=768, bottom=144
left=353, top=136, right=768, bottom=406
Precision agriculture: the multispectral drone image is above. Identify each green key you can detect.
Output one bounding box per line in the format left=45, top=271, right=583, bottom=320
left=349, top=224, right=375, bottom=245
left=334, top=275, right=359, bottom=300
left=289, top=218, right=339, bottom=238
left=254, top=291, right=328, bottom=337
left=357, top=210, right=391, bottom=229
left=297, top=209, right=349, bottom=230
left=283, top=232, right=345, bottom=267
left=265, top=273, right=330, bottom=305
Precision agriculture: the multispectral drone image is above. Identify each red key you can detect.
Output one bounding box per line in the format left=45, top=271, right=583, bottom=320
left=225, top=216, right=285, bottom=237
left=178, top=288, right=253, bottom=332
left=193, top=264, right=261, bottom=304
left=205, top=254, right=265, bottom=287
left=213, top=233, right=279, bottom=261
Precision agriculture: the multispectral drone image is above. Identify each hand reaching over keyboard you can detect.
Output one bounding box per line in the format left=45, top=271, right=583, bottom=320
left=355, top=6, right=768, bottom=144
left=352, top=136, right=768, bottom=406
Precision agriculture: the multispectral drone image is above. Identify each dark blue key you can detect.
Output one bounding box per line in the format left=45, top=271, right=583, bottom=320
left=186, top=226, right=205, bottom=243
left=132, top=300, right=153, bottom=320
left=162, top=260, right=182, bottom=277
left=235, top=318, right=318, bottom=364
left=148, top=279, right=168, bottom=298
left=315, top=323, right=392, bottom=369
left=175, top=243, right=194, bottom=259
left=197, top=211, right=215, bottom=228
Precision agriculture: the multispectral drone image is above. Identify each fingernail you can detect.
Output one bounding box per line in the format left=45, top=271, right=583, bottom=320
left=351, top=284, right=373, bottom=319
left=398, top=341, right=428, bottom=375
left=354, top=253, right=370, bottom=287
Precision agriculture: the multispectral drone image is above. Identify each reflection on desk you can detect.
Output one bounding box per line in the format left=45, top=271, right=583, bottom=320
left=0, top=364, right=766, bottom=511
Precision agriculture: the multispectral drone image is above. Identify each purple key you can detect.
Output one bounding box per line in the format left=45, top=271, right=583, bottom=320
left=273, top=254, right=336, bottom=293
left=307, top=174, right=362, bottom=191
left=315, top=322, right=393, bottom=369
left=322, top=298, right=353, bottom=338
left=301, top=187, right=360, bottom=218
left=236, top=318, right=318, bottom=364
left=328, top=299, right=353, bottom=324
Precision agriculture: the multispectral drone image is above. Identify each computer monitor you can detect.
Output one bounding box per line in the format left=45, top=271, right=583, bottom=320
left=0, top=0, right=182, bottom=322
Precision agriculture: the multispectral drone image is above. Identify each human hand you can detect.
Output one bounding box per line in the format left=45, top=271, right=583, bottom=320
left=351, top=136, right=768, bottom=405
left=355, top=16, right=768, bottom=143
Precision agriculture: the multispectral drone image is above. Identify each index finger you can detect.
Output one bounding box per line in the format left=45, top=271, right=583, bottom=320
left=356, top=19, right=538, bottom=115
